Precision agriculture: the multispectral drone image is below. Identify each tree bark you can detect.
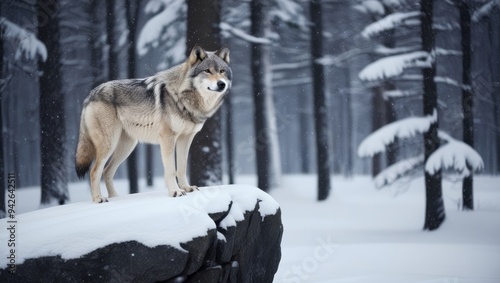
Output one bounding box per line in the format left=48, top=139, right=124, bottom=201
left=38, top=0, right=69, bottom=205
left=0, top=4, right=5, bottom=217
left=250, top=0, right=282, bottom=191
left=310, top=0, right=331, bottom=200
left=87, top=0, right=105, bottom=88
left=106, top=0, right=118, bottom=81
left=125, top=0, right=140, bottom=194
left=146, top=144, right=153, bottom=186
left=488, top=12, right=500, bottom=174
left=421, top=0, right=445, bottom=230
left=460, top=0, right=473, bottom=210
left=225, top=98, right=235, bottom=184
left=186, top=0, right=223, bottom=186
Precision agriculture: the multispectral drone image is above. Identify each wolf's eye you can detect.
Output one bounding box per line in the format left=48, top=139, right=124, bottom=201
left=220, top=69, right=225, bottom=74
left=204, top=69, right=211, bottom=74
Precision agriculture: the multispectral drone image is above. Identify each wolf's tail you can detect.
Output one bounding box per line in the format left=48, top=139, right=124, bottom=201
left=75, top=109, right=95, bottom=179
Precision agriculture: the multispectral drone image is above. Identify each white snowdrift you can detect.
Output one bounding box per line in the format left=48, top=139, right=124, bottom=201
left=361, top=11, right=420, bottom=38
left=374, top=155, right=424, bottom=188
left=358, top=110, right=437, bottom=157
left=0, top=17, right=47, bottom=61
left=137, top=0, right=185, bottom=56
left=0, top=185, right=279, bottom=267
left=425, top=132, right=484, bottom=176
left=359, top=51, right=431, bottom=81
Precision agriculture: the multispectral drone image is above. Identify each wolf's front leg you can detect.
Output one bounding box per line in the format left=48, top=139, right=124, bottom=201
left=160, top=133, right=186, bottom=197
left=176, top=132, right=199, bottom=193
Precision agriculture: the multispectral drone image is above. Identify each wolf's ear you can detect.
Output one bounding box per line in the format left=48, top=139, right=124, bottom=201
left=188, top=45, right=207, bottom=66
left=215, top=46, right=230, bottom=64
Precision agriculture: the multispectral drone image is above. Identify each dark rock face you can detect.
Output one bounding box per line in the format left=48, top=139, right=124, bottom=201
left=0, top=201, right=283, bottom=283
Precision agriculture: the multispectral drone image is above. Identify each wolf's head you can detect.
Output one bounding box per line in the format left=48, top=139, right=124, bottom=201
left=187, top=45, right=232, bottom=95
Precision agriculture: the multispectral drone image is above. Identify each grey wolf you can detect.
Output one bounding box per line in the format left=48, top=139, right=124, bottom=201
left=75, top=45, right=231, bottom=203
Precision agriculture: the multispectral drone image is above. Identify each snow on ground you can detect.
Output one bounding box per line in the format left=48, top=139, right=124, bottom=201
left=1, top=183, right=278, bottom=267
left=4, top=175, right=500, bottom=282
left=263, top=175, right=500, bottom=283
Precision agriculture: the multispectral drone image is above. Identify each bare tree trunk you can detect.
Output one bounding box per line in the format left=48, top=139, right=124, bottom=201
left=460, top=0, right=473, bottom=210
left=299, top=106, right=311, bottom=174
left=186, top=0, right=223, bottom=186
left=125, top=0, right=140, bottom=194
left=488, top=14, right=500, bottom=174
left=250, top=0, right=282, bottom=191
left=87, top=0, right=105, bottom=88
left=310, top=0, right=331, bottom=200
left=225, top=98, right=235, bottom=184
left=146, top=144, right=153, bottom=186
left=421, top=0, right=445, bottom=230
left=344, top=73, right=353, bottom=177
left=371, top=86, right=385, bottom=177
left=106, top=0, right=117, bottom=81
left=0, top=6, right=5, bottom=217
left=38, top=0, right=69, bottom=205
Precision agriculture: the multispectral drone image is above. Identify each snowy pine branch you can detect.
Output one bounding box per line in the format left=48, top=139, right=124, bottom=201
left=359, top=51, right=431, bottom=81
left=137, top=0, right=185, bottom=57
left=473, top=0, right=500, bottom=22
left=425, top=131, right=484, bottom=177
left=361, top=11, right=420, bottom=38
left=374, top=45, right=419, bottom=55
left=374, top=155, right=424, bottom=188
left=353, top=0, right=385, bottom=16
left=0, top=17, right=47, bottom=61
left=383, top=89, right=419, bottom=99
left=397, top=74, right=471, bottom=91
left=271, top=0, right=308, bottom=31
left=219, top=22, right=272, bottom=44
left=358, top=110, right=437, bottom=157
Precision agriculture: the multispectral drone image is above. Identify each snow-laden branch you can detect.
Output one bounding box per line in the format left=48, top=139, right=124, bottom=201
left=219, top=22, right=271, bottom=44
left=137, top=0, right=185, bottom=56
left=272, top=60, right=309, bottom=71
left=353, top=0, right=385, bottom=16
left=361, top=11, right=420, bottom=38
left=383, top=89, right=419, bottom=99
left=359, top=51, right=431, bottom=81
left=425, top=131, right=484, bottom=176
left=398, top=74, right=471, bottom=91
left=317, top=48, right=364, bottom=66
left=374, top=155, right=424, bottom=188
left=435, top=48, right=462, bottom=56
left=271, top=0, right=308, bottom=31
left=358, top=110, right=437, bottom=157
left=374, top=45, right=419, bottom=56
left=0, top=17, right=47, bottom=61
left=473, top=0, right=500, bottom=22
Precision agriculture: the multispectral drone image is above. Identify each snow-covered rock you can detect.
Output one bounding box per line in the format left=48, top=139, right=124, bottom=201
left=0, top=185, right=282, bottom=282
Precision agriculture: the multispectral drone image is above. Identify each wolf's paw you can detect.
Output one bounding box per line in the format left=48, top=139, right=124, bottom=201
left=93, top=197, right=108, bottom=203
left=170, top=189, right=187, bottom=197
left=182, top=185, right=199, bottom=193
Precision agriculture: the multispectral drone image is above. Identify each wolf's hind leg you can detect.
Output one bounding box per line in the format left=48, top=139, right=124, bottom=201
left=104, top=130, right=138, bottom=198
left=86, top=104, right=121, bottom=203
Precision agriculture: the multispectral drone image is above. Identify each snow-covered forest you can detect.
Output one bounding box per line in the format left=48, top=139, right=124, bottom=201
left=1, top=0, right=500, bottom=280
left=0, top=0, right=500, bottom=216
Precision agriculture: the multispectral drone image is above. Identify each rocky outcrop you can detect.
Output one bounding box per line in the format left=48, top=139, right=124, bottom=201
left=0, top=186, right=283, bottom=282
